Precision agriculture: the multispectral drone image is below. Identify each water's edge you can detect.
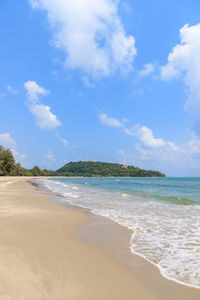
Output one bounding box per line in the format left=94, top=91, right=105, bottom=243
left=30, top=178, right=200, bottom=290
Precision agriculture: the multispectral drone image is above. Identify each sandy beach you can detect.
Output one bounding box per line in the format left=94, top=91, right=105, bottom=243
left=0, top=177, right=200, bottom=300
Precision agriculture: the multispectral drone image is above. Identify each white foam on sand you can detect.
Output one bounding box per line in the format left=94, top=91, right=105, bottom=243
left=34, top=178, right=200, bottom=289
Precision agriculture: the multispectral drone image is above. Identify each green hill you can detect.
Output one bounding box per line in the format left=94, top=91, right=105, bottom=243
left=0, top=144, right=165, bottom=177
left=56, top=161, right=165, bottom=177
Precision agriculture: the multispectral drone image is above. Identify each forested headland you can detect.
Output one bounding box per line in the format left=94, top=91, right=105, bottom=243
left=0, top=145, right=165, bottom=177
left=56, top=161, right=165, bottom=177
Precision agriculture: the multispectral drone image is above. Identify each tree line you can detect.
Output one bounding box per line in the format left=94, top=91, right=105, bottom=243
left=0, top=145, right=55, bottom=176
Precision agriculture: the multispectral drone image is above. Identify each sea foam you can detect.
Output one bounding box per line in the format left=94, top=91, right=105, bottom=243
left=33, top=177, right=200, bottom=289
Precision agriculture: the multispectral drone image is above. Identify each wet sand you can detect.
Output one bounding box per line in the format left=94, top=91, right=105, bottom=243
left=79, top=213, right=200, bottom=300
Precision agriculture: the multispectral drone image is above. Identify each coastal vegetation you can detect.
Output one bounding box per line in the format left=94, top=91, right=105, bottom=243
left=0, top=146, right=55, bottom=176
left=56, top=161, right=165, bottom=177
left=0, top=146, right=15, bottom=176
left=0, top=145, right=165, bottom=177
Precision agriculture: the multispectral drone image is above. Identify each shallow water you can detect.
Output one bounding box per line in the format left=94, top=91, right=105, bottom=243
left=33, top=177, right=200, bottom=288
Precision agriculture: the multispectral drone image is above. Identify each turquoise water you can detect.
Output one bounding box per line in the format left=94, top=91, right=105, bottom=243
left=49, top=177, right=200, bottom=204
left=35, top=177, right=200, bottom=288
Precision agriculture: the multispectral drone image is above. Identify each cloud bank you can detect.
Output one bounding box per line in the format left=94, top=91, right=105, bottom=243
left=29, top=0, right=137, bottom=78
left=98, top=113, right=200, bottom=173
left=98, top=113, right=175, bottom=149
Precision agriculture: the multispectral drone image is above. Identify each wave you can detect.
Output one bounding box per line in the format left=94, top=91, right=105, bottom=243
left=32, top=178, right=200, bottom=289
left=138, top=193, right=197, bottom=205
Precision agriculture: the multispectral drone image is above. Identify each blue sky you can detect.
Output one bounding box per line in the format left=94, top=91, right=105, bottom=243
left=1, top=0, right=200, bottom=176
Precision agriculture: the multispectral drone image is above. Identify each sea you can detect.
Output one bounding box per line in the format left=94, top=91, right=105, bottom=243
left=33, top=177, right=200, bottom=289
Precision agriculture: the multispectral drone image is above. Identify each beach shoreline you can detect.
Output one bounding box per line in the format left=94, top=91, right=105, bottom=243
left=0, top=177, right=200, bottom=299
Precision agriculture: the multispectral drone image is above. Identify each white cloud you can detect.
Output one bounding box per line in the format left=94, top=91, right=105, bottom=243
left=137, top=133, right=200, bottom=167
left=99, top=113, right=200, bottom=174
left=98, top=113, right=124, bottom=128
left=138, top=63, right=155, bottom=77
left=117, top=133, right=200, bottom=175
left=24, top=81, right=50, bottom=101
left=161, top=23, right=200, bottom=114
left=98, top=113, right=172, bottom=148
left=124, top=125, right=166, bottom=148
left=29, top=0, right=137, bottom=78
left=24, top=81, right=61, bottom=130
left=29, top=103, right=61, bottom=130
left=167, top=142, right=181, bottom=152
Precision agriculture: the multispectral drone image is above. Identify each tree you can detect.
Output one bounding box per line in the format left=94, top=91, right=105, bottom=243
left=10, top=163, right=25, bottom=176
left=0, top=146, right=15, bottom=175
left=31, top=165, right=42, bottom=176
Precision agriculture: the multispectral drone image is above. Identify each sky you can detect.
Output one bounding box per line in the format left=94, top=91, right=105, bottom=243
left=1, top=0, right=200, bottom=176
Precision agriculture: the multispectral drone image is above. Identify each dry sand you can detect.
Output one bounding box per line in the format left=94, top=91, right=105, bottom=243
left=0, top=177, right=200, bottom=300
